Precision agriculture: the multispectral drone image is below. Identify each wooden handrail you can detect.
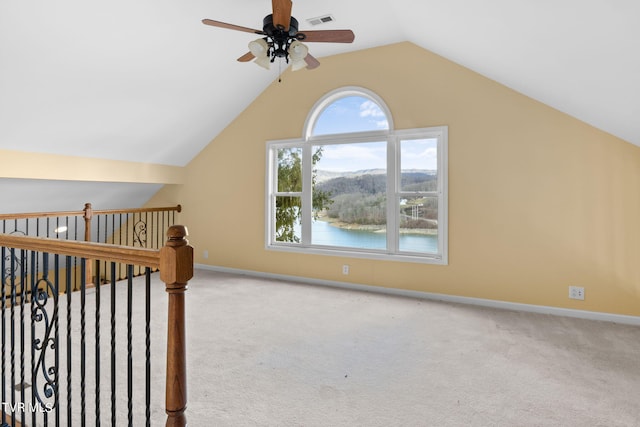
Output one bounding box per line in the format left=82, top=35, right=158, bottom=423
left=0, top=233, right=161, bottom=268
left=91, top=204, right=182, bottom=216
left=0, top=204, right=182, bottom=221
left=0, top=209, right=85, bottom=220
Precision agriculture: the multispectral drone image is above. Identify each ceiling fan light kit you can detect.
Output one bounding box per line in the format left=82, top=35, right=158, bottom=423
left=288, top=40, right=309, bottom=71
left=202, top=0, right=354, bottom=71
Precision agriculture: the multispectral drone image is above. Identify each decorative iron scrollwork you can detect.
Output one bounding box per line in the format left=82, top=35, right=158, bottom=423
left=2, top=231, right=28, bottom=307
left=133, top=220, right=147, bottom=247
left=32, top=276, right=58, bottom=412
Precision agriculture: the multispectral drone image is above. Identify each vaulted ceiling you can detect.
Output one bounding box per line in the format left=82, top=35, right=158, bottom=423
left=1, top=0, right=639, bottom=213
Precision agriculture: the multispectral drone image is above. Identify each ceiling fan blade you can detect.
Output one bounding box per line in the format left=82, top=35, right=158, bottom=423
left=272, top=0, right=292, bottom=31
left=298, top=29, right=355, bottom=43
left=237, top=52, right=255, bottom=62
left=304, top=53, right=321, bottom=70
left=202, top=19, right=264, bottom=35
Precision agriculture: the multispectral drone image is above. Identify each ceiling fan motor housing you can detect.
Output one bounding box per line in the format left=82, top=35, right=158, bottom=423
left=262, top=14, right=300, bottom=59
left=263, top=14, right=299, bottom=38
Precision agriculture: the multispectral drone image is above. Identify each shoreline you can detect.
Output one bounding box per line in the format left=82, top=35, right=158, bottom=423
left=319, top=218, right=438, bottom=236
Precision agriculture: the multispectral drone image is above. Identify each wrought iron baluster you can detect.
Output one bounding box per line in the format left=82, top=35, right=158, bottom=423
left=152, top=213, right=156, bottom=251
left=96, top=214, right=100, bottom=244
left=30, top=251, right=36, bottom=427
left=154, top=212, right=159, bottom=251
left=96, top=213, right=102, bottom=283
left=144, top=212, right=149, bottom=248
left=109, top=215, right=114, bottom=283
left=54, top=254, right=60, bottom=427
left=1, top=247, right=6, bottom=427
left=65, top=256, right=72, bottom=425
left=145, top=267, right=151, bottom=427
left=127, top=265, right=133, bottom=427
left=94, top=261, right=101, bottom=426
left=36, top=218, right=40, bottom=281
left=10, top=248, right=16, bottom=427
left=19, top=249, right=26, bottom=427
left=80, top=258, right=87, bottom=426
left=161, top=213, right=166, bottom=250
left=119, top=215, right=124, bottom=280
left=110, top=262, right=116, bottom=426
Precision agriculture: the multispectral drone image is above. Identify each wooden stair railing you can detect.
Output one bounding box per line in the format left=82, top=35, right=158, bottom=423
left=0, top=204, right=181, bottom=228
left=0, top=225, right=192, bottom=427
left=0, top=203, right=182, bottom=286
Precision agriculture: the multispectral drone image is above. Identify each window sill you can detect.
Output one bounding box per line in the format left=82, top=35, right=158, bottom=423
left=266, top=243, right=448, bottom=265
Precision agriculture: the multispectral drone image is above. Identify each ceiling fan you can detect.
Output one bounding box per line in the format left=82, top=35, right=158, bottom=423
left=202, top=0, right=355, bottom=71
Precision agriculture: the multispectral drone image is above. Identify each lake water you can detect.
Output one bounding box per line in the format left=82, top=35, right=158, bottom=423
left=311, top=220, right=438, bottom=253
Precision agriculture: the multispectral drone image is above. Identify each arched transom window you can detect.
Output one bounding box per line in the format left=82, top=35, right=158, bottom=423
left=266, top=87, right=448, bottom=264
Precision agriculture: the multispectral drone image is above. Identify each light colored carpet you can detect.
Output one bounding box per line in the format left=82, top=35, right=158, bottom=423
left=184, top=269, right=640, bottom=427
left=5, top=269, right=639, bottom=426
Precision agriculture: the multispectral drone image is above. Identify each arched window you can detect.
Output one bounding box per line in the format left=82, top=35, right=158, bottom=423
left=305, top=88, right=392, bottom=137
left=266, top=87, right=448, bottom=264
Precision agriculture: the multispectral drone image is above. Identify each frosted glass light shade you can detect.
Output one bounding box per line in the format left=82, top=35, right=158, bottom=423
left=254, top=56, right=271, bottom=70
left=248, top=38, right=269, bottom=57
left=288, top=41, right=308, bottom=60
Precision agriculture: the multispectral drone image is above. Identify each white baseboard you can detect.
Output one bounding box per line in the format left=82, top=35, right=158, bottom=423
left=195, top=263, right=640, bottom=326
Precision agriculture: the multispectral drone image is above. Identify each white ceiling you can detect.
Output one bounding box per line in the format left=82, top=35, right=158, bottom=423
left=1, top=0, right=639, bottom=211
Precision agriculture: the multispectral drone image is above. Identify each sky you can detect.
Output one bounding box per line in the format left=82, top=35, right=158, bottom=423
left=311, top=96, right=438, bottom=172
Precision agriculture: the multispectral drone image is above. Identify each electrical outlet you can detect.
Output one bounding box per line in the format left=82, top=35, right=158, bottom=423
left=569, top=286, right=584, bottom=300
left=342, top=265, right=350, bottom=275
left=203, top=250, right=209, bottom=259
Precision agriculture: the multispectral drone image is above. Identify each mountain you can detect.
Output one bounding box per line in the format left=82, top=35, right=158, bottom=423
left=315, top=169, right=435, bottom=183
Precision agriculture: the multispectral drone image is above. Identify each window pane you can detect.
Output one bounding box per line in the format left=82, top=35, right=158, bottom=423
left=313, top=96, right=389, bottom=136
left=311, top=142, right=387, bottom=249
left=400, top=138, right=438, bottom=191
left=399, top=196, right=438, bottom=253
left=275, top=196, right=301, bottom=243
left=277, top=148, right=302, bottom=192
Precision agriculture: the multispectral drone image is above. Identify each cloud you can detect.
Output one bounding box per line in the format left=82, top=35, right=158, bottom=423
left=359, top=100, right=385, bottom=118
left=401, top=140, right=438, bottom=169
left=358, top=100, right=389, bottom=129
left=402, top=147, right=437, bottom=162
left=420, top=147, right=438, bottom=158
left=319, top=142, right=387, bottom=171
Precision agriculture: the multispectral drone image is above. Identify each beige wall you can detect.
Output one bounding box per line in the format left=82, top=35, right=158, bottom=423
left=155, top=42, right=640, bottom=316
left=0, top=149, right=185, bottom=184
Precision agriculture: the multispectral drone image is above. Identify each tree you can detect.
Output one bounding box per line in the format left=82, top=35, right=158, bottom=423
left=275, top=147, right=332, bottom=242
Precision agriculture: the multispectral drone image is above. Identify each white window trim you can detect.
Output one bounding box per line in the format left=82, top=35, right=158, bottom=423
left=265, top=87, right=448, bottom=265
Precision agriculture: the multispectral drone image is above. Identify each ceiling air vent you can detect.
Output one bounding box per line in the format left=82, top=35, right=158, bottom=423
left=307, top=15, right=335, bottom=26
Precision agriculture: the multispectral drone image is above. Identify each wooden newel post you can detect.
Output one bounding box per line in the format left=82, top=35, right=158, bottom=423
left=83, top=202, right=94, bottom=285
left=160, top=225, right=193, bottom=427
